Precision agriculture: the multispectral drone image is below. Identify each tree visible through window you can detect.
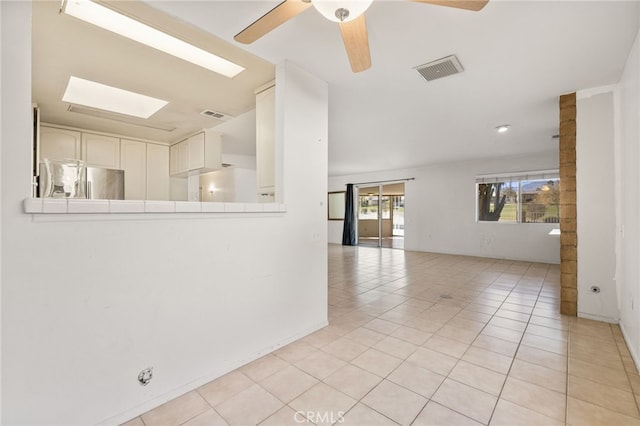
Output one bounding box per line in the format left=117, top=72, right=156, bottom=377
left=476, top=172, right=559, bottom=223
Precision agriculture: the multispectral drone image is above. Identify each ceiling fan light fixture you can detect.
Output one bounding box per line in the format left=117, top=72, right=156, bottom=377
left=312, top=0, right=373, bottom=23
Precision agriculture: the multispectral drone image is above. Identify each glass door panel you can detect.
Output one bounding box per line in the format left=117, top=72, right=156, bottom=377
left=358, top=186, right=380, bottom=247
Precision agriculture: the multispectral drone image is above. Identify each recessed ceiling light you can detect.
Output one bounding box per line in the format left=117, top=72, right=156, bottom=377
left=63, top=76, right=168, bottom=119
left=62, top=0, right=245, bottom=78
left=496, top=124, right=511, bottom=133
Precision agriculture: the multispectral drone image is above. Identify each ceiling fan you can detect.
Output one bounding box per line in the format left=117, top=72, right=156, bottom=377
left=234, top=0, right=488, bottom=73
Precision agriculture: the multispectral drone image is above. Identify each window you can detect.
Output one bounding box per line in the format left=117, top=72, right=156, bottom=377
left=327, top=191, right=345, bottom=220
left=476, top=170, right=559, bottom=223
left=359, top=193, right=379, bottom=220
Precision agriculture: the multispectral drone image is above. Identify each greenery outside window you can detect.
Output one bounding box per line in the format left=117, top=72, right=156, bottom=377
left=476, top=170, right=560, bottom=223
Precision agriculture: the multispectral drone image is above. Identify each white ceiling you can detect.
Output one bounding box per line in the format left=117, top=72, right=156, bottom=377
left=33, top=1, right=640, bottom=176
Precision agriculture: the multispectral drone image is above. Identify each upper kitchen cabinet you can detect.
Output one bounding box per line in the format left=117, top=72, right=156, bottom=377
left=255, top=83, right=275, bottom=200
left=120, top=140, right=170, bottom=200
left=39, top=126, right=81, bottom=163
left=40, top=124, right=123, bottom=170
left=120, top=139, right=147, bottom=200
left=169, top=129, right=222, bottom=177
left=146, top=144, right=170, bottom=200
left=82, top=133, right=120, bottom=169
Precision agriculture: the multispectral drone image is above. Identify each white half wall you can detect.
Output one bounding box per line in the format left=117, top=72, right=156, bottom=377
left=0, top=3, right=328, bottom=424
left=576, top=89, right=618, bottom=323
left=329, top=150, right=560, bottom=264
left=617, top=26, right=640, bottom=367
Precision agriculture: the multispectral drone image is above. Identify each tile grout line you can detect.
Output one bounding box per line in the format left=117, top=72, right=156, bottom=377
left=334, top=250, right=564, bottom=426
left=484, top=262, right=551, bottom=426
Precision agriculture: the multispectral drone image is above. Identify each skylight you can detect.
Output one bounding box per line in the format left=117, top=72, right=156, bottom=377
left=62, top=0, right=245, bottom=78
left=62, top=76, right=169, bottom=119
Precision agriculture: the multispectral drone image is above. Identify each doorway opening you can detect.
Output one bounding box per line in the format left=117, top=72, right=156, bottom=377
left=357, top=183, right=405, bottom=249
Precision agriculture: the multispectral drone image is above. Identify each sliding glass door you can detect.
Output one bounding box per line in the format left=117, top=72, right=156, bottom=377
left=357, top=183, right=405, bottom=249
left=357, top=186, right=382, bottom=247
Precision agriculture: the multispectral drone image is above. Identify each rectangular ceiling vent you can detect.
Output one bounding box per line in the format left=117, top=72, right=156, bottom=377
left=200, top=109, right=233, bottom=121
left=414, top=54, right=464, bottom=82
left=67, top=105, right=176, bottom=132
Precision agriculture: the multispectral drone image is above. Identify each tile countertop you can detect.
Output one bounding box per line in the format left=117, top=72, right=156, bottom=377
left=24, top=198, right=287, bottom=214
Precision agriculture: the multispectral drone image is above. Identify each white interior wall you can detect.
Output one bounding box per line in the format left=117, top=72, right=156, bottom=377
left=1, top=1, right=5, bottom=422
left=617, top=26, right=640, bottom=366
left=199, top=168, right=257, bottom=203
left=576, top=89, right=618, bottom=322
left=0, top=4, right=328, bottom=425
left=221, top=153, right=256, bottom=170
left=329, top=151, right=560, bottom=264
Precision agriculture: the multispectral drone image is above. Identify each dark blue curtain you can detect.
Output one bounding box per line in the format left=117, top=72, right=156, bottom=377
left=342, top=184, right=356, bottom=245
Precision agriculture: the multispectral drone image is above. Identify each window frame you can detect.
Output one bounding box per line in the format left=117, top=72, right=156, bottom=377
left=475, top=170, right=560, bottom=224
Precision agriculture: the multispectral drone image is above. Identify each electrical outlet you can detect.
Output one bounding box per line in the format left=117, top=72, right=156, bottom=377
left=138, top=367, right=153, bottom=386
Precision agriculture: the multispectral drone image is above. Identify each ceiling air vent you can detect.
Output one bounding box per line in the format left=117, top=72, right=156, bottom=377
left=200, top=109, right=232, bottom=121
left=414, top=54, right=464, bottom=82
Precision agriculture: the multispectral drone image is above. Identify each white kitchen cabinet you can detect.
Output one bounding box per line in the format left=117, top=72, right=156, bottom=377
left=121, top=140, right=170, bottom=201
left=82, top=133, right=120, bottom=169
left=169, top=144, right=179, bottom=176
left=39, top=126, right=81, bottom=163
left=120, top=139, right=146, bottom=200
left=168, top=139, right=189, bottom=176
left=177, top=139, right=189, bottom=175
left=169, top=130, right=222, bottom=177
left=192, top=130, right=222, bottom=173
left=255, top=83, right=275, bottom=199
left=188, top=132, right=205, bottom=170
left=146, top=144, right=170, bottom=200
left=37, top=123, right=170, bottom=200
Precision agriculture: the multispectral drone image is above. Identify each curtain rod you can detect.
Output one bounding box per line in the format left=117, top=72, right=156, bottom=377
left=348, top=177, right=415, bottom=186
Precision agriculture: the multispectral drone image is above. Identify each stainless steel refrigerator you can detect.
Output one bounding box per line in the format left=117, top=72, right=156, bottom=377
left=86, top=167, right=124, bottom=199
left=39, top=161, right=124, bottom=199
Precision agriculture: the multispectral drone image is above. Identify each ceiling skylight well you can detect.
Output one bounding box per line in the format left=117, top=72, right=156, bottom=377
left=62, top=76, right=169, bottom=119
left=62, top=0, right=245, bottom=78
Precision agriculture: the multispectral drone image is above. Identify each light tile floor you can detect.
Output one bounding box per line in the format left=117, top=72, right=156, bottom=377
left=125, top=245, right=640, bottom=426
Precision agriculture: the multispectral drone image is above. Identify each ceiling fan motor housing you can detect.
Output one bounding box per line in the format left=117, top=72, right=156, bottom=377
left=335, top=7, right=350, bottom=21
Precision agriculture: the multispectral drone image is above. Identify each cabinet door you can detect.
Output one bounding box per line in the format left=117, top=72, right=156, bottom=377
left=188, top=132, right=205, bottom=170
left=177, top=140, right=189, bottom=174
left=39, top=126, right=81, bottom=163
left=256, top=85, right=275, bottom=192
left=169, top=144, right=179, bottom=176
left=82, top=133, right=120, bottom=169
left=146, top=144, right=170, bottom=200
left=120, top=139, right=146, bottom=200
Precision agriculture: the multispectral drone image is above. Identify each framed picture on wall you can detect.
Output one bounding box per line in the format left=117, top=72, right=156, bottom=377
left=328, top=191, right=345, bottom=220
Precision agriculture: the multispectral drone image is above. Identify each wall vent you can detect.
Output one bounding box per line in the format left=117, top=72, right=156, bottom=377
left=414, top=54, right=464, bottom=82
left=200, top=109, right=233, bottom=121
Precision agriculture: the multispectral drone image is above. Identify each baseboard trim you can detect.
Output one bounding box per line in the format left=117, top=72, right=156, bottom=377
left=619, top=321, right=640, bottom=374
left=99, top=320, right=329, bottom=426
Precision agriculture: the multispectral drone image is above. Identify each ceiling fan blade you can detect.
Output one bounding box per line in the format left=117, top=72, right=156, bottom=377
left=339, top=15, right=371, bottom=73
left=410, top=0, right=489, bottom=12
left=234, top=0, right=312, bottom=44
